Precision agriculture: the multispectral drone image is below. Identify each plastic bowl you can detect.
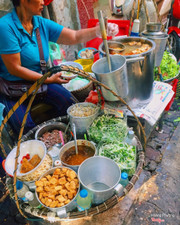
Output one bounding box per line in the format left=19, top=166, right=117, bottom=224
left=5, top=140, right=47, bottom=178
left=78, top=47, right=97, bottom=59
left=59, top=61, right=83, bottom=79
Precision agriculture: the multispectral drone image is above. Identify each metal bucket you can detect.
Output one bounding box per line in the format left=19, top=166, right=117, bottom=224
left=78, top=156, right=123, bottom=205
left=67, top=102, right=100, bottom=139
left=91, top=55, right=128, bottom=101
left=141, top=32, right=168, bottom=67
left=99, top=37, right=156, bottom=103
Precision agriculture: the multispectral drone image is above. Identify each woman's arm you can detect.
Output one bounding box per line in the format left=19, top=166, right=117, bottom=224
left=57, top=26, right=97, bottom=45
left=1, top=53, right=70, bottom=84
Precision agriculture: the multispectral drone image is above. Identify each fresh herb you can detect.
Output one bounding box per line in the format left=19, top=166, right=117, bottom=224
left=88, top=114, right=128, bottom=144
left=154, top=51, right=179, bottom=81
left=98, top=141, right=136, bottom=176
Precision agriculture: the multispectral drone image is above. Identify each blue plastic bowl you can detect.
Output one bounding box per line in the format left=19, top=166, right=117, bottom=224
left=78, top=47, right=97, bottom=59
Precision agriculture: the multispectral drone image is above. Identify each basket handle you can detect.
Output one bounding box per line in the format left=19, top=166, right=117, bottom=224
left=0, top=65, right=146, bottom=220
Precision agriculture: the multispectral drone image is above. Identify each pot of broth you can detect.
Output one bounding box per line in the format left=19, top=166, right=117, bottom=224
left=59, top=140, right=97, bottom=172
left=98, top=37, right=156, bottom=104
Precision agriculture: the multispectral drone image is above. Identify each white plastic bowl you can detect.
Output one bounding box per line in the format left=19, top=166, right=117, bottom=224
left=5, top=140, right=47, bottom=177
left=59, top=61, right=83, bottom=79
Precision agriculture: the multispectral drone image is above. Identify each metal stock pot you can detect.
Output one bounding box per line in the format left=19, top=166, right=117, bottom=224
left=98, top=37, right=156, bottom=104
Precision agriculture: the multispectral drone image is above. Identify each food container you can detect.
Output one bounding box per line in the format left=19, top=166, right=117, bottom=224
left=67, top=102, right=100, bottom=138
left=35, top=122, right=71, bottom=150
left=59, top=139, right=97, bottom=172
left=78, top=156, right=123, bottom=205
left=4, top=140, right=52, bottom=183
left=141, top=31, right=168, bottom=67
left=99, top=37, right=156, bottom=103
left=35, top=166, right=80, bottom=218
left=146, top=22, right=162, bottom=32
left=58, top=61, right=83, bottom=79
left=92, top=54, right=128, bottom=101
left=78, top=47, right=97, bottom=59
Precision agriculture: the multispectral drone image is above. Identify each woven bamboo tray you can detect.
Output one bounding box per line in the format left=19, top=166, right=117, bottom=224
left=0, top=65, right=146, bottom=221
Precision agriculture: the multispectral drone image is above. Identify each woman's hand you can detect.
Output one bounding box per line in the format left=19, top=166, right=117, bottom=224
left=47, top=72, right=72, bottom=84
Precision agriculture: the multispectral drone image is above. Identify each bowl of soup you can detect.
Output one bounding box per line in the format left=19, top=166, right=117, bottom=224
left=59, top=140, right=97, bottom=172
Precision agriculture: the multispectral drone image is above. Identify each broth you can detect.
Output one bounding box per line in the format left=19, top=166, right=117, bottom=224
left=61, top=145, right=95, bottom=165
left=109, top=41, right=151, bottom=56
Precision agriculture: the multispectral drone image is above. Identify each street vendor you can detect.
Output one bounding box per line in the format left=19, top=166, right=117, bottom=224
left=0, top=0, right=118, bottom=133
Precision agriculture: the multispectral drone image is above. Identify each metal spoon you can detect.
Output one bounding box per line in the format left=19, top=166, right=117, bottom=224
left=72, top=123, right=78, bottom=155
left=97, top=10, right=112, bottom=72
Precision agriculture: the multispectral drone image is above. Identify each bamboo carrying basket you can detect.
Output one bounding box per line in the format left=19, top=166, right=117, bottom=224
left=0, top=65, right=146, bottom=222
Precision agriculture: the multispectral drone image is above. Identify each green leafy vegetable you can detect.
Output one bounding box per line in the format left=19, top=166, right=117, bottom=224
left=154, top=51, right=179, bottom=81
left=88, top=114, right=128, bottom=144
left=98, top=141, right=136, bottom=176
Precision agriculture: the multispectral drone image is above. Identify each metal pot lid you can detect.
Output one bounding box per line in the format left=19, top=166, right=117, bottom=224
left=142, top=30, right=165, bottom=36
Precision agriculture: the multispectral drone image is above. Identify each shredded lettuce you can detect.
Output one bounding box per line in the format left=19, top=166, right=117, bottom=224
left=98, top=141, right=136, bottom=176
left=154, top=51, right=179, bottom=81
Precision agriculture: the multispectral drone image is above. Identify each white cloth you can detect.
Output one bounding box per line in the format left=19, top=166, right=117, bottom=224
left=96, top=22, right=119, bottom=37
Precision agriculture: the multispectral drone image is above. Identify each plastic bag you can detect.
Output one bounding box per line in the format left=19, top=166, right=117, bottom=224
left=48, top=42, right=66, bottom=66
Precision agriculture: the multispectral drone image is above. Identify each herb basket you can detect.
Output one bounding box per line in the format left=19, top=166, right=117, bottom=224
left=0, top=65, right=146, bottom=222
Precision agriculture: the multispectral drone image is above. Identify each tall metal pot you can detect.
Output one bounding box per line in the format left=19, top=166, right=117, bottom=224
left=98, top=37, right=156, bottom=104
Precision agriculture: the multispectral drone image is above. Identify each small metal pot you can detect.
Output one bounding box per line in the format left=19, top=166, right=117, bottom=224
left=59, top=139, right=97, bottom=172
left=67, top=102, right=100, bottom=139
left=35, top=166, right=80, bottom=218
left=78, top=156, right=123, bottom=205
left=146, top=22, right=162, bottom=32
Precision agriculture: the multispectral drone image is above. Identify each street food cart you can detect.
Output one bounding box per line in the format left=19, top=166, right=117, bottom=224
left=1, top=2, right=179, bottom=224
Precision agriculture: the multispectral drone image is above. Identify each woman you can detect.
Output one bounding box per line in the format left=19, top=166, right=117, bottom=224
left=0, top=0, right=118, bottom=133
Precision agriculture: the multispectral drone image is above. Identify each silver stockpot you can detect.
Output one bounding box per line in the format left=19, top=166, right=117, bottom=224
left=98, top=37, right=156, bottom=103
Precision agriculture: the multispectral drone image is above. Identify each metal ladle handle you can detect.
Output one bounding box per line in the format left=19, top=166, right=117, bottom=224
left=72, top=123, right=78, bottom=155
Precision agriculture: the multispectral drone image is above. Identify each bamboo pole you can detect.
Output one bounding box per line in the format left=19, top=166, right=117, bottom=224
left=129, top=0, right=137, bottom=36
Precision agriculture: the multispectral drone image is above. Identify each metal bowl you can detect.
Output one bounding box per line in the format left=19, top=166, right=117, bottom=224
left=59, top=139, right=97, bottom=172
left=35, top=166, right=80, bottom=218
left=35, top=122, right=71, bottom=149
left=146, top=22, right=162, bottom=32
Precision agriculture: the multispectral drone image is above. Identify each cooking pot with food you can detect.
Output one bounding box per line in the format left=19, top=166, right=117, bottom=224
left=98, top=37, right=156, bottom=104
left=67, top=102, right=100, bottom=139
left=35, top=166, right=80, bottom=218
left=59, top=139, right=97, bottom=172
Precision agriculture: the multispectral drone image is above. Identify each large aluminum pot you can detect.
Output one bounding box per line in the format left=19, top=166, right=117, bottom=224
left=99, top=37, right=156, bottom=104
left=92, top=55, right=128, bottom=101
left=78, top=156, right=123, bottom=205
left=141, top=31, right=168, bottom=67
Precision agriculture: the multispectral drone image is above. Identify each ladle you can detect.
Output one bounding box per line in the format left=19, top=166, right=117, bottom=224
left=97, top=10, right=112, bottom=72
left=72, top=123, right=78, bottom=155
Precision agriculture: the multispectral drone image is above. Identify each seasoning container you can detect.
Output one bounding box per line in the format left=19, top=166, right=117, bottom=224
left=76, top=189, right=92, bottom=211
left=119, top=172, right=129, bottom=187
left=54, top=160, right=61, bottom=167
left=124, top=130, right=137, bottom=147
left=25, top=191, right=41, bottom=208
left=16, top=180, right=29, bottom=202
